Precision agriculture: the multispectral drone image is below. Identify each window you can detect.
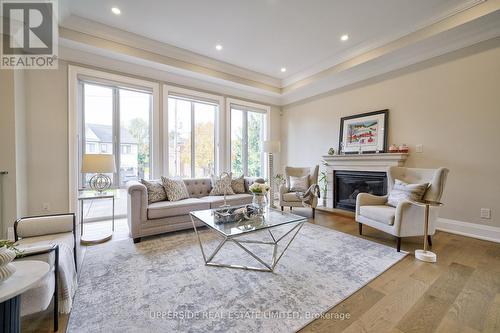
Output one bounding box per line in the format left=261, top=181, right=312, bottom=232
left=80, top=82, right=153, bottom=188
left=230, top=102, right=268, bottom=177
left=167, top=95, right=217, bottom=178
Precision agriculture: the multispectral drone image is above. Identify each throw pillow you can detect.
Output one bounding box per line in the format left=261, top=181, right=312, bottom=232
left=210, top=174, right=235, bottom=196
left=161, top=177, right=190, bottom=201
left=141, top=179, right=167, bottom=204
left=231, top=175, right=246, bottom=194
left=289, top=175, right=309, bottom=192
left=387, top=179, right=429, bottom=207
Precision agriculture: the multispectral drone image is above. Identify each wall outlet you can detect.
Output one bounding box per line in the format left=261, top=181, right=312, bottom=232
left=480, top=208, right=491, bottom=219
left=416, top=144, right=423, bottom=153
left=42, top=203, right=51, bottom=211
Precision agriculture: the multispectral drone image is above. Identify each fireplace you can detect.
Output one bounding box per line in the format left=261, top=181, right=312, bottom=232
left=334, top=171, right=387, bottom=211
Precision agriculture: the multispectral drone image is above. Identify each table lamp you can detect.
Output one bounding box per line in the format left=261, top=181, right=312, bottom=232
left=263, top=141, right=281, bottom=208
left=81, top=154, right=116, bottom=194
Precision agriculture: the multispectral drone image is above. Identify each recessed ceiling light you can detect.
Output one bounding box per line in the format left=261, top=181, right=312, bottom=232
left=340, top=34, right=349, bottom=41
left=215, top=44, right=223, bottom=51
left=281, top=67, right=287, bottom=73
left=111, top=7, right=121, bottom=15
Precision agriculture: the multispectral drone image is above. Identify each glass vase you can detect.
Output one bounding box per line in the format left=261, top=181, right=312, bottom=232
left=252, top=193, right=268, bottom=215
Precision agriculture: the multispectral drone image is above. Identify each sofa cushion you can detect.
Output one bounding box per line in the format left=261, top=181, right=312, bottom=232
left=199, top=194, right=253, bottom=208
left=231, top=175, right=246, bottom=194
left=282, top=192, right=302, bottom=202
left=141, top=179, right=167, bottom=204
left=210, top=174, right=235, bottom=196
left=161, top=177, right=190, bottom=201
left=147, top=198, right=210, bottom=219
left=183, top=178, right=212, bottom=198
left=359, top=205, right=396, bottom=225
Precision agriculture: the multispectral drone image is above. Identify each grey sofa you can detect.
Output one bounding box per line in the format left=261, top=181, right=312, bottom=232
left=127, top=177, right=261, bottom=243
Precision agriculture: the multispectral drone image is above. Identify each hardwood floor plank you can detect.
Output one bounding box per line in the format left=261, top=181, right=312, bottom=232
left=483, top=294, right=500, bottom=333
left=344, top=277, right=428, bottom=333
left=299, top=286, right=384, bottom=333
left=396, top=262, right=474, bottom=333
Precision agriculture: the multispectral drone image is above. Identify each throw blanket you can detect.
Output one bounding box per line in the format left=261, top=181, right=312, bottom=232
left=295, top=184, right=320, bottom=207
left=16, top=242, right=78, bottom=314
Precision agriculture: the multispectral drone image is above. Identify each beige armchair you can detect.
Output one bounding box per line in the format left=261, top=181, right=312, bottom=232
left=356, top=166, right=449, bottom=251
left=279, top=165, right=319, bottom=218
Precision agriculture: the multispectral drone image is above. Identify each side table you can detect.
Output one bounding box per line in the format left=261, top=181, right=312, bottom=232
left=410, top=199, right=443, bottom=263
left=0, top=260, right=50, bottom=333
left=78, top=190, right=115, bottom=245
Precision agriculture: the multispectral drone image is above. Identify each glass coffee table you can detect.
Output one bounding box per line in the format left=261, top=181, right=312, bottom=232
left=190, top=207, right=307, bottom=272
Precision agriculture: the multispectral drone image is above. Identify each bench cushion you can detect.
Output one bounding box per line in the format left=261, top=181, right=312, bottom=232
left=199, top=194, right=252, bottom=208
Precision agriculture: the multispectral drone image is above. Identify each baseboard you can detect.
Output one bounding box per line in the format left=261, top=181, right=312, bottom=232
left=436, top=218, right=500, bottom=243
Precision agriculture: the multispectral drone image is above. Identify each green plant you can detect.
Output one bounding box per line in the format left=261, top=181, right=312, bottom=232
left=319, top=171, right=328, bottom=194
left=0, top=240, right=23, bottom=256
left=274, top=173, right=285, bottom=185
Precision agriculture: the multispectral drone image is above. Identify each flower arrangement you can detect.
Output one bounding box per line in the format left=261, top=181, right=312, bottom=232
left=249, top=182, right=270, bottom=194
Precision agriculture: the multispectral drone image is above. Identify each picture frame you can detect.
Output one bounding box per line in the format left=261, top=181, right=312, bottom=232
left=338, top=109, right=389, bottom=154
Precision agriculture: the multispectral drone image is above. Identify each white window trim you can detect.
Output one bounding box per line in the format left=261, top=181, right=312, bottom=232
left=68, top=65, right=160, bottom=212
left=226, top=98, right=271, bottom=178
left=163, top=85, right=225, bottom=177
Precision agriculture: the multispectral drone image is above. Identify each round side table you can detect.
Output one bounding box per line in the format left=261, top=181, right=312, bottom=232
left=0, top=260, right=50, bottom=333
left=410, top=199, right=443, bottom=263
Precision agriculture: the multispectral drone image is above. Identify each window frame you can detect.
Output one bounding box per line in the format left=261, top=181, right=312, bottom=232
left=163, top=85, right=224, bottom=178
left=226, top=98, right=271, bottom=178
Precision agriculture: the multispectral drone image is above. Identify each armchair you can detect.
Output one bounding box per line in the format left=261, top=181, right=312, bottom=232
left=356, top=167, right=449, bottom=251
left=279, top=165, right=319, bottom=218
left=13, top=213, right=78, bottom=331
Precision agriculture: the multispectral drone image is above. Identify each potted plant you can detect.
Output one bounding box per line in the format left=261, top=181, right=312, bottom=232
left=319, top=171, right=328, bottom=207
left=0, top=240, right=22, bottom=283
left=249, top=182, right=270, bottom=214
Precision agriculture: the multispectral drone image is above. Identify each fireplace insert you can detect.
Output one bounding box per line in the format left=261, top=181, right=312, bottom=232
left=334, top=171, right=387, bottom=211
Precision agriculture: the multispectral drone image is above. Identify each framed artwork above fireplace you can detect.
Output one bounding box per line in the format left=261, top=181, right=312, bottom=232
left=339, top=109, right=388, bottom=154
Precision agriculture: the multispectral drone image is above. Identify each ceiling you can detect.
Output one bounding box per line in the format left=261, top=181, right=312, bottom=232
left=62, top=0, right=477, bottom=80
left=58, top=0, right=500, bottom=105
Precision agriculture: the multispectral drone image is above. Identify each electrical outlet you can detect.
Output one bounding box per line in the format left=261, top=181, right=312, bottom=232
left=480, top=208, right=491, bottom=219
left=416, top=144, right=423, bottom=153
left=42, top=203, right=50, bottom=211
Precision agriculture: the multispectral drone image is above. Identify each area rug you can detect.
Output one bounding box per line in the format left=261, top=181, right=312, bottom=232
left=68, top=223, right=406, bottom=332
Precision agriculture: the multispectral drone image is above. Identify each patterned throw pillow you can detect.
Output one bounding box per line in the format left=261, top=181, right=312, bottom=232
left=289, top=175, right=309, bottom=192
left=161, top=177, right=190, bottom=201
left=141, top=179, right=167, bottom=204
left=210, top=174, right=235, bottom=196
left=231, top=175, right=246, bottom=194
left=387, top=179, right=429, bottom=207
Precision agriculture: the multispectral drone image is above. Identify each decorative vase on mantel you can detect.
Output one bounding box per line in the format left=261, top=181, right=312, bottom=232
left=0, top=247, right=16, bottom=283
left=252, top=193, right=268, bottom=215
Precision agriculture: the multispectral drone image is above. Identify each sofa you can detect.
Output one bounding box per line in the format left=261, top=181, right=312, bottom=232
left=127, top=177, right=262, bottom=243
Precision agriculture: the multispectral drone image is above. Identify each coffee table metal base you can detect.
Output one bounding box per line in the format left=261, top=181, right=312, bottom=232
left=191, top=216, right=305, bottom=272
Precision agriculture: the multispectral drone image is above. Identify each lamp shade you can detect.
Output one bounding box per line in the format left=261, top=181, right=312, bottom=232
left=81, top=154, right=116, bottom=173
left=263, top=141, right=281, bottom=153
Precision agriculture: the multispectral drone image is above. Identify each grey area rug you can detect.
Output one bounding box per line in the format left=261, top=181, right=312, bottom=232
left=68, top=223, right=406, bottom=333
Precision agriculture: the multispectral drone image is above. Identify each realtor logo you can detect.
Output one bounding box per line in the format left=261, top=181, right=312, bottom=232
left=1, top=0, right=58, bottom=69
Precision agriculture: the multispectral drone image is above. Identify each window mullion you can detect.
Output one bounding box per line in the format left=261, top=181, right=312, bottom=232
left=191, top=101, right=195, bottom=178
left=243, top=111, right=248, bottom=176
left=114, top=88, right=120, bottom=188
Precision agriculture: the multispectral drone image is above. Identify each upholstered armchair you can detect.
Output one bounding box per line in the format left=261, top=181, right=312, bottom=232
left=14, top=213, right=77, bottom=331
left=356, top=167, right=449, bottom=251
left=279, top=165, right=319, bottom=218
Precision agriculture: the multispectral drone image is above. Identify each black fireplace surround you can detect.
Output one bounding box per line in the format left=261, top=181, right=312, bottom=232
left=334, top=170, right=387, bottom=211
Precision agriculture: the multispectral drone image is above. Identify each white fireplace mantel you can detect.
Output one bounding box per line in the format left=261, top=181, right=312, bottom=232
left=322, top=153, right=408, bottom=172
left=319, top=153, right=408, bottom=211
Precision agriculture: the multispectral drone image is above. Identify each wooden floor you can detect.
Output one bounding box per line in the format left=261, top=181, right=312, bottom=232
left=22, top=208, right=500, bottom=333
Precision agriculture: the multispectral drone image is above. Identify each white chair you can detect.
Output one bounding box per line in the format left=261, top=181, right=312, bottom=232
left=14, top=213, right=77, bottom=331
left=279, top=165, right=319, bottom=218
left=356, top=167, right=449, bottom=251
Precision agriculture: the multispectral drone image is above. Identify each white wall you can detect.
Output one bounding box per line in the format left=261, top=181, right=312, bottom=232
left=281, top=37, right=500, bottom=228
